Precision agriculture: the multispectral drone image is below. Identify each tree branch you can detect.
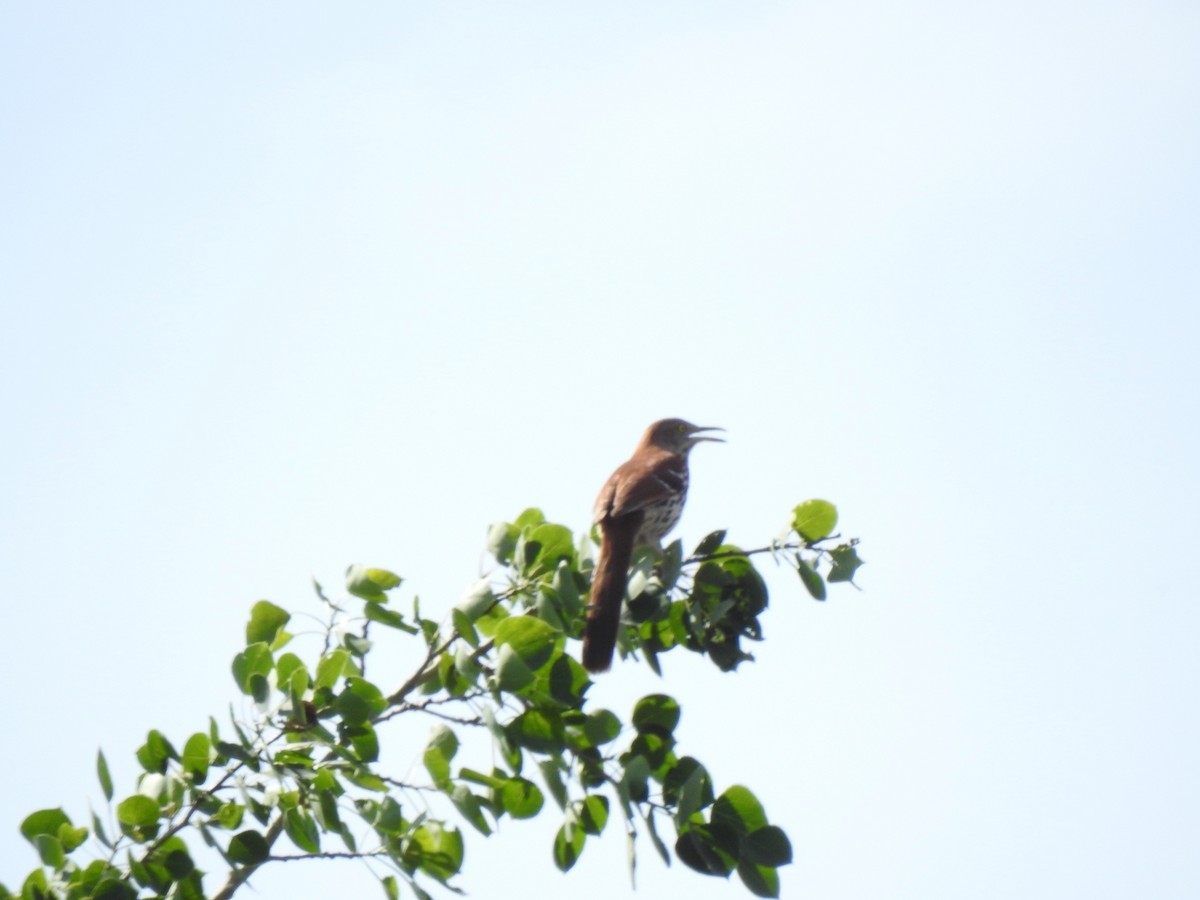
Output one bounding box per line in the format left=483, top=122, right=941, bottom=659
left=268, top=849, right=390, bottom=862
left=684, top=537, right=841, bottom=566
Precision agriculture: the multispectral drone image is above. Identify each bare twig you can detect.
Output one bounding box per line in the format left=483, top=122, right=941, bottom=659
left=684, top=537, right=842, bottom=566
left=267, top=849, right=390, bottom=862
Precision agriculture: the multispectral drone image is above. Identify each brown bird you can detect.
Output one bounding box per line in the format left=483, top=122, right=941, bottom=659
left=581, top=419, right=724, bottom=672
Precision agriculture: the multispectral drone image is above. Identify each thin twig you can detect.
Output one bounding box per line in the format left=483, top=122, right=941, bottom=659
left=267, top=849, right=391, bottom=862
left=413, top=707, right=484, bottom=727
left=381, top=580, right=525, bottom=710
left=684, top=538, right=841, bottom=566
left=140, top=730, right=286, bottom=862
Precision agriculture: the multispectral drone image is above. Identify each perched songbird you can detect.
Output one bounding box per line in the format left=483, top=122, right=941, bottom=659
left=581, top=419, right=724, bottom=672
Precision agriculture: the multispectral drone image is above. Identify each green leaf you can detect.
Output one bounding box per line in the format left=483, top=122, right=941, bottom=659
left=249, top=677, right=270, bottom=704
left=450, top=609, right=480, bottom=647
left=59, top=822, right=87, bottom=853
left=632, top=693, right=681, bottom=736
left=314, top=789, right=341, bottom=832
left=409, top=822, right=463, bottom=882
left=499, top=778, right=544, bottom=819
left=336, top=677, right=387, bottom=724
left=158, top=845, right=195, bottom=880
left=343, top=632, right=373, bottom=656
left=312, top=577, right=331, bottom=604
left=381, top=874, right=400, bottom=900
left=364, top=796, right=403, bottom=835
left=182, top=733, right=212, bottom=784
left=438, top=650, right=472, bottom=697
left=78, top=863, right=129, bottom=900
left=283, top=807, right=321, bottom=854
left=737, top=858, right=782, bottom=898
left=231, top=643, right=273, bottom=697
left=135, top=730, right=178, bottom=774
left=797, top=558, right=827, bottom=601
left=91, top=809, right=112, bottom=849
left=275, top=652, right=307, bottom=687
left=486, top=522, right=519, bottom=564
left=676, top=823, right=737, bottom=876
left=312, top=768, right=341, bottom=793
left=577, top=795, right=609, bottom=835
left=459, top=767, right=504, bottom=789
left=345, top=565, right=402, bottom=603
left=630, top=730, right=675, bottom=773
left=553, top=821, right=586, bottom=872
left=793, top=499, right=837, bottom=542
left=547, top=653, right=590, bottom=708
left=620, top=754, right=651, bottom=804
left=97, top=749, right=113, bottom=801
left=527, top=523, right=576, bottom=573
left=19, top=870, right=49, bottom=899
left=828, top=543, right=864, bottom=583
left=495, top=644, right=536, bottom=693
left=552, top=560, right=583, bottom=619
left=642, top=808, right=671, bottom=867
left=494, top=616, right=560, bottom=671
left=126, top=849, right=152, bottom=888
left=344, top=722, right=380, bottom=763
left=227, top=830, right=270, bottom=865
left=20, top=809, right=72, bottom=844
left=245, top=600, right=290, bottom=646
left=33, top=834, right=65, bottom=869
left=214, top=741, right=252, bottom=764
left=534, top=586, right=567, bottom=631
left=711, top=785, right=768, bottom=836
left=538, top=758, right=568, bottom=810
left=693, top=530, right=727, bottom=557
left=457, top=646, right=484, bottom=687
left=213, top=803, right=244, bottom=830
left=482, top=704, right=522, bottom=772
left=315, top=647, right=352, bottom=690
left=424, top=725, right=459, bottom=786
left=665, top=757, right=714, bottom=823
left=455, top=579, right=496, bottom=623
left=507, top=709, right=565, bottom=754
left=472, top=603, right=509, bottom=640
left=365, top=602, right=419, bottom=633
left=117, top=796, right=159, bottom=828
left=448, top=785, right=492, bottom=836
left=230, top=708, right=252, bottom=747
left=741, top=825, right=793, bottom=867
left=568, top=709, right=621, bottom=749
left=168, top=773, right=186, bottom=809
left=514, top=508, right=545, bottom=529
left=345, top=681, right=386, bottom=724
left=116, top=795, right=161, bottom=842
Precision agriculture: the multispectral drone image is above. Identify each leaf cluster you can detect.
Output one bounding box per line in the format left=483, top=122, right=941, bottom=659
left=3, top=502, right=860, bottom=900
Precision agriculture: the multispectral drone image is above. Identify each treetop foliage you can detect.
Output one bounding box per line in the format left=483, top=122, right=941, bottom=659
left=5, top=500, right=861, bottom=900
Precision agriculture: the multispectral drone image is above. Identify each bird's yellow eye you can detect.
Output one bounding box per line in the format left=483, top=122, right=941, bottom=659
left=678, top=424, right=686, bottom=432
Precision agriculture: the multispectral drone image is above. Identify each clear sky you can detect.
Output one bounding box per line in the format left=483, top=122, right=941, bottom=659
left=2, top=2, right=1198, bottom=898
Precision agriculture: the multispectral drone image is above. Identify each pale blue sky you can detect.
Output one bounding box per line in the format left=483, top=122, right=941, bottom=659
left=2, top=2, right=1198, bottom=898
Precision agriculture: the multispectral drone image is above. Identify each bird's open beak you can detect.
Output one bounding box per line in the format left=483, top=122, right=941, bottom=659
left=688, top=426, right=725, bottom=443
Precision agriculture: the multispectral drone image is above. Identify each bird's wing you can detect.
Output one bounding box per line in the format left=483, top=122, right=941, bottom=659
left=594, top=452, right=685, bottom=522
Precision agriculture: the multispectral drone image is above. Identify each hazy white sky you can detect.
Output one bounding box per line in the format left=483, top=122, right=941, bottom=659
left=2, top=2, right=1198, bottom=898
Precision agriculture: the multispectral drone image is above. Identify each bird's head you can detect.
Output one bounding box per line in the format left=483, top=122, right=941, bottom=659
left=642, top=418, right=725, bottom=455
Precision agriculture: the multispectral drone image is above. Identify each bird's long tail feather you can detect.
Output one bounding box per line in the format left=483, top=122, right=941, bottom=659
left=582, top=517, right=639, bottom=672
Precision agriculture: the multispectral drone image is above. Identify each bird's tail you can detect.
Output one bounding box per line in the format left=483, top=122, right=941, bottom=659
left=582, top=518, right=638, bottom=672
